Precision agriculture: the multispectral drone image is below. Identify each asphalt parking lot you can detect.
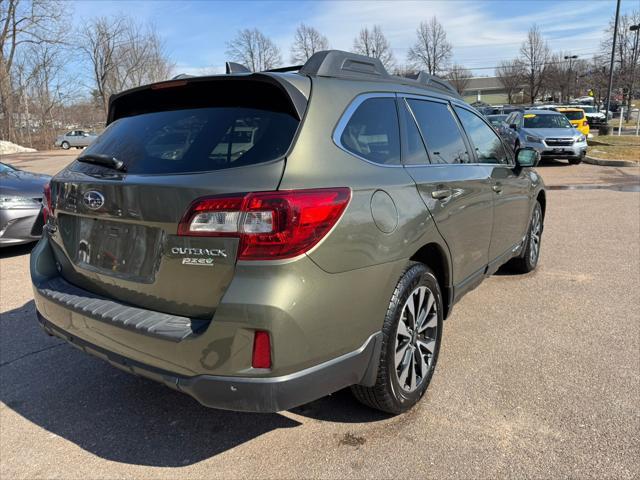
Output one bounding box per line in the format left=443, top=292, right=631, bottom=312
left=1, top=151, right=639, bottom=479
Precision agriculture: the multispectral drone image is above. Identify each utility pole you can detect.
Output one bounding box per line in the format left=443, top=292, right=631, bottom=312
left=564, top=54, right=578, bottom=101
left=605, top=0, right=621, bottom=124
left=628, top=24, right=639, bottom=122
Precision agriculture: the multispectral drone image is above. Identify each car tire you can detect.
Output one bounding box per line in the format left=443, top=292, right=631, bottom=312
left=61, top=141, right=70, bottom=150
left=507, top=200, right=543, bottom=273
left=351, top=263, right=443, bottom=414
left=568, top=158, right=582, bottom=165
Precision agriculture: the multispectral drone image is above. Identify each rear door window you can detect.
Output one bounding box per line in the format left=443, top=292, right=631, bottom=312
left=339, top=97, right=400, bottom=165
left=399, top=100, right=429, bottom=165
left=406, top=99, right=470, bottom=164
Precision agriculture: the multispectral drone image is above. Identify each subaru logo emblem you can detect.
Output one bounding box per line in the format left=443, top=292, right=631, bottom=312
left=83, top=191, right=105, bottom=210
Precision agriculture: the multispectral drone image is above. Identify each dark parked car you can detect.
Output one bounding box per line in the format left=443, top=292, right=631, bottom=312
left=0, top=162, right=49, bottom=246
left=31, top=50, right=545, bottom=414
left=483, top=105, right=523, bottom=116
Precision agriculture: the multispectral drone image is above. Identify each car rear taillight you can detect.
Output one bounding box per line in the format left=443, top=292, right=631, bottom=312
left=178, top=188, right=351, bottom=260
left=583, top=120, right=588, bottom=127
left=252, top=331, right=271, bottom=369
left=42, top=182, right=53, bottom=223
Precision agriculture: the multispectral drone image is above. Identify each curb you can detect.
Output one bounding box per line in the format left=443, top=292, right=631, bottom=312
left=584, top=156, right=638, bottom=168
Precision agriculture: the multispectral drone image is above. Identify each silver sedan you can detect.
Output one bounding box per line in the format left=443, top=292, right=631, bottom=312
left=54, top=130, right=98, bottom=150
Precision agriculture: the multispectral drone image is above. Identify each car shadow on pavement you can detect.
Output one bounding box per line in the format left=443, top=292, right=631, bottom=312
left=0, top=242, right=36, bottom=259
left=290, top=389, right=392, bottom=423
left=1, top=300, right=388, bottom=467
left=1, top=300, right=302, bottom=467
left=538, top=158, right=572, bottom=167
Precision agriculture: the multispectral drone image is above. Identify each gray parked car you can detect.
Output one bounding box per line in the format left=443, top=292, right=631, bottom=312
left=0, top=162, right=49, bottom=246
left=54, top=130, right=98, bottom=149
left=503, top=110, right=587, bottom=164
left=31, top=50, right=546, bottom=414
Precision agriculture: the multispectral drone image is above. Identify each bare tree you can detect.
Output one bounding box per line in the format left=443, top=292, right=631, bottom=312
left=79, top=16, right=173, bottom=113
left=519, top=25, right=550, bottom=104
left=600, top=9, right=640, bottom=119
left=447, top=64, right=472, bottom=95
left=290, top=23, right=328, bottom=63
left=586, top=55, right=610, bottom=109
left=0, top=0, right=66, bottom=142
left=226, top=28, right=281, bottom=72
left=542, top=52, right=588, bottom=103
left=110, top=20, right=173, bottom=92
left=495, top=59, right=526, bottom=104
left=24, top=43, right=74, bottom=145
left=391, top=64, right=416, bottom=77
left=79, top=16, right=127, bottom=113
left=407, top=17, right=452, bottom=75
left=352, top=25, right=395, bottom=71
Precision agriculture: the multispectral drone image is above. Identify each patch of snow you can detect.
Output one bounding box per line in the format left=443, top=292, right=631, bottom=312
left=0, top=140, right=37, bottom=155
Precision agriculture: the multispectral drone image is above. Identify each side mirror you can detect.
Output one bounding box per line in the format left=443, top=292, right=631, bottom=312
left=509, top=123, right=518, bottom=130
left=515, top=147, right=540, bottom=167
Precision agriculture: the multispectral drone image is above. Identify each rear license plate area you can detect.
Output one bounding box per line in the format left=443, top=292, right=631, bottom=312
left=58, top=214, right=163, bottom=283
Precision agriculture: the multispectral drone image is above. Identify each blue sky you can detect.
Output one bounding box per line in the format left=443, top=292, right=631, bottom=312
left=71, top=0, right=638, bottom=76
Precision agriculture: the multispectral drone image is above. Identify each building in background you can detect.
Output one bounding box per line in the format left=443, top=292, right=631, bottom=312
left=462, top=77, right=526, bottom=105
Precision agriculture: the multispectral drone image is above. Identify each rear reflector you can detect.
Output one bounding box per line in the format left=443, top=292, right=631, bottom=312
left=252, top=331, right=271, bottom=369
left=178, top=188, right=351, bottom=260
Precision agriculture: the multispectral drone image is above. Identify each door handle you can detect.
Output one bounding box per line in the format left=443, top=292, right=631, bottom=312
left=431, top=188, right=453, bottom=201
left=492, top=184, right=503, bottom=194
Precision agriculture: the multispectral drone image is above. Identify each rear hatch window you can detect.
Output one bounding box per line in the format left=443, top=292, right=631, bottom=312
left=72, top=79, right=300, bottom=175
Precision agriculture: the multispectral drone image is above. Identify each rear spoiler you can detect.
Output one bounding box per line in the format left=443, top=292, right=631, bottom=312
left=107, top=73, right=309, bottom=125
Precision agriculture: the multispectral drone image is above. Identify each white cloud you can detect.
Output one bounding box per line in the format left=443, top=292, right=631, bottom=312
left=281, top=0, right=621, bottom=73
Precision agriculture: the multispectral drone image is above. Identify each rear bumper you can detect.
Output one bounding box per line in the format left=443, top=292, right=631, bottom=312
left=30, top=235, right=395, bottom=411
left=527, top=143, right=587, bottom=159
left=37, top=311, right=381, bottom=412
left=539, top=149, right=586, bottom=159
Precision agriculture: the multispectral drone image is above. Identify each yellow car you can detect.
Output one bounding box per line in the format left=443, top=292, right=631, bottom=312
left=556, top=107, right=590, bottom=137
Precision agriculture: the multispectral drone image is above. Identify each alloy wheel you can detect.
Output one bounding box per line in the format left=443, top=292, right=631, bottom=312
left=529, top=205, right=542, bottom=264
left=394, top=286, right=438, bottom=392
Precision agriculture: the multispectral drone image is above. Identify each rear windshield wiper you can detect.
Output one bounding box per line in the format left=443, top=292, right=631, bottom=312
left=77, top=154, right=126, bottom=172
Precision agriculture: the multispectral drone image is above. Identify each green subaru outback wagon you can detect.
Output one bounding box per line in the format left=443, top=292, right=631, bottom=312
left=31, top=50, right=545, bottom=414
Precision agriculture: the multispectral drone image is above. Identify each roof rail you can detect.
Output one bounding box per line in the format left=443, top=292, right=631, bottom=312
left=299, top=50, right=390, bottom=80
left=408, top=71, right=458, bottom=96
left=225, top=61, right=251, bottom=74
left=221, top=49, right=460, bottom=98
left=265, top=65, right=304, bottom=73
